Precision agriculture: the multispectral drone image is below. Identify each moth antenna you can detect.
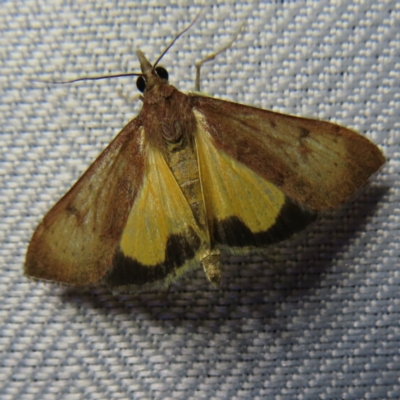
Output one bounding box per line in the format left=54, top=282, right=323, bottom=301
left=30, top=72, right=144, bottom=85
left=32, top=7, right=203, bottom=85
left=195, top=22, right=245, bottom=92
left=152, top=6, right=204, bottom=70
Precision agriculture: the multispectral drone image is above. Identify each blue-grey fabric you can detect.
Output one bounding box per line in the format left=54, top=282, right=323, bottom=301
left=1, top=1, right=398, bottom=399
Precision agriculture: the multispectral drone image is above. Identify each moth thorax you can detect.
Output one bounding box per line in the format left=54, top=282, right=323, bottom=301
left=164, top=133, right=187, bottom=152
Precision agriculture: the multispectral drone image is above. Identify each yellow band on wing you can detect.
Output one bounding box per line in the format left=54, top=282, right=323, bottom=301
left=120, top=144, right=203, bottom=266
left=195, top=110, right=286, bottom=235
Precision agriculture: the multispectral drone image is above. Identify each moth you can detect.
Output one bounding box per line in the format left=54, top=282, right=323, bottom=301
left=25, top=18, right=385, bottom=292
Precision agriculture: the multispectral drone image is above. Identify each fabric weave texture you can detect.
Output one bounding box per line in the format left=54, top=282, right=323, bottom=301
left=0, top=1, right=398, bottom=399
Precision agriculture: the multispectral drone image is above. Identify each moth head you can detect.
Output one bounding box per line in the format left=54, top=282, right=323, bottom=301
left=134, top=11, right=202, bottom=94
left=136, top=50, right=169, bottom=93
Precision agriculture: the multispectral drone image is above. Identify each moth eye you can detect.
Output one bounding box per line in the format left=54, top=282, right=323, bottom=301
left=136, top=76, right=146, bottom=93
left=155, top=66, right=169, bottom=81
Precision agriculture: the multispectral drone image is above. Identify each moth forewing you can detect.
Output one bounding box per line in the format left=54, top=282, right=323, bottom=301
left=25, top=118, right=145, bottom=285
left=190, top=95, right=385, bottom=210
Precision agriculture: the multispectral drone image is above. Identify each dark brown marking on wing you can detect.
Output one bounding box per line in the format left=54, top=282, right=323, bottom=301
left=66, top=204, right=79, bottom=216
left=105, top=228, right=201, bottom=286
left=299, top=127, right=310, bottom=139
left=213, top=197, right=316, bottom=248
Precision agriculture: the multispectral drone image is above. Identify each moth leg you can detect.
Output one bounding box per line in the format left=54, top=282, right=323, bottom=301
left=116, top=89, right=142, bottom=105
left=195, top=23, right=245, bottom=91
left=200, top=249, right=222, bottom=287
left=160, top=284, right=171, bottom=300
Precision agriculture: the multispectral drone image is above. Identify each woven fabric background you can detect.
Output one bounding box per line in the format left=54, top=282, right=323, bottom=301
left=1, top=1, right=399, bottom=399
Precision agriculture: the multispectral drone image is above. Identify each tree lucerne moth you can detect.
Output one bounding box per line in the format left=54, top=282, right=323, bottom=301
left=25, top=16, right=385, bottom=292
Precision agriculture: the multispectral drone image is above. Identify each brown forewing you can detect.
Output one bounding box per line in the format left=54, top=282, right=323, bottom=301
left=25, top=117, right=145, bottom=285
left=190, top=94, right=385, bottom=211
